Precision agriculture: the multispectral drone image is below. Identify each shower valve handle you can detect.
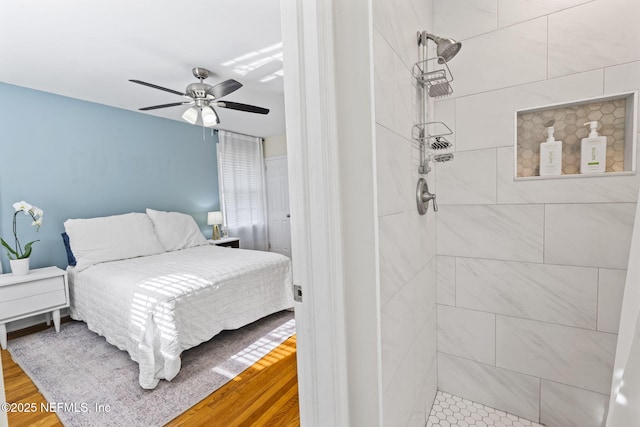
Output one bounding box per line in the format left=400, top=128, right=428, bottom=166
left=416, top=178, right=438, bottom=215
left=422, top=190, right=438, bottom=212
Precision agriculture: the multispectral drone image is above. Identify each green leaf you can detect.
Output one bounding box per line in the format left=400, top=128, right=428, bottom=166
left=20, top=240, right=39, bottom=259
left=0, top=238, right=19, bottom=259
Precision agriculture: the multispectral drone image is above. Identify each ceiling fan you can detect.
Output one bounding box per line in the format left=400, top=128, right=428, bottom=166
left=130, top=67, right=269, bottom=127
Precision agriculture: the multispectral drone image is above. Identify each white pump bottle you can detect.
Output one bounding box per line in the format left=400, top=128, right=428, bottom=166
left=580, top=121, right=607, bottom=174
left=539, top=126, right=562, bottom=176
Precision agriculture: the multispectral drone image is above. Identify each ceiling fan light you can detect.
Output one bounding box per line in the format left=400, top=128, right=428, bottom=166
left=182, top=107, right=199, bottom=124
left=201, top=106, right=220, bottom=127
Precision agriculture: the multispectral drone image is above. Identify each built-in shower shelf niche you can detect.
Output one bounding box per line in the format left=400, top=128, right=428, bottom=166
left=514, top=91, right=638, bottom=180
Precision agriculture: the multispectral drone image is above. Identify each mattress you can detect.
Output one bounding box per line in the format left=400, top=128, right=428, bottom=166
left=67, top=244, right=293, bottom=389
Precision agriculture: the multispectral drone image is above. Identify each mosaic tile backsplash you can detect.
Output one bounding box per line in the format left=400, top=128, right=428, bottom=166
left=516, top=99, right=626, bottom=177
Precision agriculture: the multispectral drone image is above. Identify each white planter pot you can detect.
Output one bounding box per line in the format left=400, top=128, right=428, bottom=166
left=10, top=258, right=30, bottom=276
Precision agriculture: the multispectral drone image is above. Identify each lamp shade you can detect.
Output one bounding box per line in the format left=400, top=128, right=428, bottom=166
left=182, top=106, right=199, bottom=124
left=207, top=211, right=223, bottom=225
left=201, top=106, right=220, bottom=127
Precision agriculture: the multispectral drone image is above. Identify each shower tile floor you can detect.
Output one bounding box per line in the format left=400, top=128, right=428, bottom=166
left=427, top=391, right=545, bottom=427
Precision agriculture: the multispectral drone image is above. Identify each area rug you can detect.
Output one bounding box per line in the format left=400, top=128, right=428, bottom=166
left=7, top=310, right=295, bottom=427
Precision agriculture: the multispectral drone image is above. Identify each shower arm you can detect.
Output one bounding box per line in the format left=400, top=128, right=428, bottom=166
left=417, top=31, right=436, bottom=46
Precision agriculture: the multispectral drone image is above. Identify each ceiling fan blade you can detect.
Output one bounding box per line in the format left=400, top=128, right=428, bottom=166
left=139, top=102, right=192, bottom=111
left=208, top=79, right=243, bottom=99
left=217, top=101, right=269, bottom=115
left=129, top=79, right=185, bottom=96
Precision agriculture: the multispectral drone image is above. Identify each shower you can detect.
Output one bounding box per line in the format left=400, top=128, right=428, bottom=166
left=417, top=31, right=462, bottom=64
left=414, top=31, right=462, bottom=215
left=412, top=29, right=462, bottom=150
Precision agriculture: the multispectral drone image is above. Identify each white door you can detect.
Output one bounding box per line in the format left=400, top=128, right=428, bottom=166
left=265, top=156, right=291, bottom=257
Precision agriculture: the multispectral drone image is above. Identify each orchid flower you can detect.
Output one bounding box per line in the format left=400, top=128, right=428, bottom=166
left=1, top=200, right=44, bottom=260
left=13, top=200, right=33, bottom=213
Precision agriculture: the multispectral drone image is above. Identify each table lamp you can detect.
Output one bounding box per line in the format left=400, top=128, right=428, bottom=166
left=207, top=211, right=223, bottom=240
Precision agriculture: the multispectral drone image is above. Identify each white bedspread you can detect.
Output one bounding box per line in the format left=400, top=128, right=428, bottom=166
left=67, top=244, right=293, bottom=389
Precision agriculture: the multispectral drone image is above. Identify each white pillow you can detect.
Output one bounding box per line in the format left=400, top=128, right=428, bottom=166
left=64, top=213, right=166, bottom=271
left=145, top=208, right=208, bottom=252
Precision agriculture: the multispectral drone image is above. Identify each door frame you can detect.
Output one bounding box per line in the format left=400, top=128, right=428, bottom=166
left=280, top=0, right=349, bottom=424
left=280, top=0, right=382, bottom=425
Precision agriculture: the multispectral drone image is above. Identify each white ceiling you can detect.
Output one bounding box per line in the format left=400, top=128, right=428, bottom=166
left=0, top=0, right=285, bottom=137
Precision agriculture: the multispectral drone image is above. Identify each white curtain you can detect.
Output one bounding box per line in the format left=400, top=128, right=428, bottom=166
left=217, top=130, right=268, bottom=250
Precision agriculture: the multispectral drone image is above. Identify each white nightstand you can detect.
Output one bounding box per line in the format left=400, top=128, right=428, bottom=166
left=0, top=266, right=69, bottom=350
left=209, top=237, right=240, bottom=248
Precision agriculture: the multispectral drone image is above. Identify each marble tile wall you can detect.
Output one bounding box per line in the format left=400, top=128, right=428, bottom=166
left=547, top=0, right=640, bottom=78
left=442, top=18, right=548, bottom=98
left=597, top=269, right=627, bottom=334
left=438, top=352, right=541, bottom=421
left=496, top=316, right=617, bottom=395
left=433, top=0, right=496, bottom=41
left=544, top=203, right=636, bottom=270
left=455, top=258, right=598, bottom=329
left=437, top=205, right=544, bottom=263
left=373, top=0, right=438, bottom=425
left=435, top=149, right=497, bottom=205
left=433, top=0, right=640, bottom=425
left=497, top=0, right=594, bottom=28
left=437, top=305, right=495, bottom=364
left=436, top=256, right=455, bottom=306
left=540, top=380, right=609, bottom=427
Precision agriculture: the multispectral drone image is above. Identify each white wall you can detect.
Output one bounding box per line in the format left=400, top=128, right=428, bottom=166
left=433, top=0, right=640, bottom=425
left=372, top=0, right=438, bottom=425
left=264, top=134, right=287, bottom=158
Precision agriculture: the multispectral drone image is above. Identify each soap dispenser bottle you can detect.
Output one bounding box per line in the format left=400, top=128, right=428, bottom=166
left=580, top=121, right=607, bottom=174
left=539, top=125, right=563, bottom=176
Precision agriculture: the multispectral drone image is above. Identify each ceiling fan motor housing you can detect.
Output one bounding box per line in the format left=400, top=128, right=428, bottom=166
left=186, top=82, right=212, bottom=99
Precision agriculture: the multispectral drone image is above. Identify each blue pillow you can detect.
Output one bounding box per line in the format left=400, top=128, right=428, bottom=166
left=61, top=232, right=77, bottom=266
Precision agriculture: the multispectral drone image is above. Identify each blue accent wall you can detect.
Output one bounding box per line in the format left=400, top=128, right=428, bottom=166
left=0, top=83, right=220, bottom=272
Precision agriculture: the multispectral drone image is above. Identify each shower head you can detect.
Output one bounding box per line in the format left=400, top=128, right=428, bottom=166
left=418, top=32, right=462, bottom=64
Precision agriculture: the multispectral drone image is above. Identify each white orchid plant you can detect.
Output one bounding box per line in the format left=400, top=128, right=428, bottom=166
left=1, top=201, right=44, bottom=260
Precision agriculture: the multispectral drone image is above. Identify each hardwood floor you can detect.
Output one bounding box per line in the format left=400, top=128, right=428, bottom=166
left=165, top=334, right=299, bottom=427
left=1, top=323, right=299, bottom=427
left=2, top=348, right=60, bottom=427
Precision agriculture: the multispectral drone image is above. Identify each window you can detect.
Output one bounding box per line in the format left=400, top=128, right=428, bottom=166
left=217, top=130, right=268, bottom=250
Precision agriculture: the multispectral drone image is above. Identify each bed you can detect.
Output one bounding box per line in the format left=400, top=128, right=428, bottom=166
left=63, top=209, right=293, bottom=389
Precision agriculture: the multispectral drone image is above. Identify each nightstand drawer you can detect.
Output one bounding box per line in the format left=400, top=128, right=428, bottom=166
left=0, top=289, right=67, bottom=319
left=0, top=276, right=65, bottom=301
left=0, top=266, right=69, bottom=350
